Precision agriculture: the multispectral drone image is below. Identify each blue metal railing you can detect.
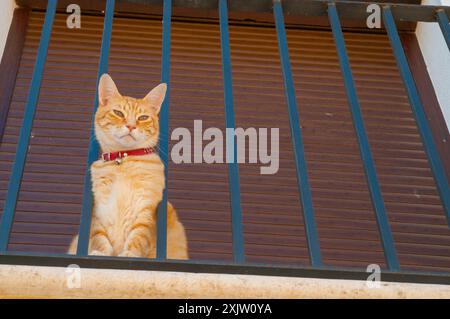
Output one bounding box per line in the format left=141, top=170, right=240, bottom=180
left=273, top=0, right=322, bottom=267
left=383, top=6, right=450, bottom=227
left=437, top=9, right=450, bottom=50
left=0, top=0, right=58, bottom=251
left=77, top=0, right=116, bottom=256
left=0, top=0, right=449, bottom=273
left=327, top=2, right=399, bottom=271
left=219, top=0, right=245, bottom=263
left=156, top=0, right=172, bottom=260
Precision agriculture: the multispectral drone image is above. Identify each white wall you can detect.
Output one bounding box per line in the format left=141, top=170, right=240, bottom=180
left=0, top=0, right=17, bottom=62
left=416, top=0, right=450, bottom=132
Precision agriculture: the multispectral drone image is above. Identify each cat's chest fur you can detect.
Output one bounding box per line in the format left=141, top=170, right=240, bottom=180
left=90, top=154, right=165, bottom=226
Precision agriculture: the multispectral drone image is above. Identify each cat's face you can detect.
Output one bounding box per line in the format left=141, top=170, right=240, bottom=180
left=95, top=74, right=166, bottom=152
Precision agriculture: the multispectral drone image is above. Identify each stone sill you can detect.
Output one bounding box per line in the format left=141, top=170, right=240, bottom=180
left=0, top=264, right=449, bottom=298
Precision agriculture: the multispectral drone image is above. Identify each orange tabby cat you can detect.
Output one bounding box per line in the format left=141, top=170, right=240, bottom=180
left=68, top=74, right=188, bottom=259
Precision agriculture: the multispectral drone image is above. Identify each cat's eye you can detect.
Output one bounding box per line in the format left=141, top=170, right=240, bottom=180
left=138, top=115, right=150, bottom=121
left=113, top=110, right=125, bottom=118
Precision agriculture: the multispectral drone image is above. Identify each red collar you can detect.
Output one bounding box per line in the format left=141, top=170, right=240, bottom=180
left=101, top=147, right=154, bottom=163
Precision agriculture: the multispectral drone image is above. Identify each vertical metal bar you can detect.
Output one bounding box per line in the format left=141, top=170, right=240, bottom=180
left=436, top=9, right=450, bottom=51
left=383, top=6, right=450, bottom=226
left=273, top=0, right=322, bottom=267
left=328, top=3, right=399, bottom=271
left=77, top=0, right=115, bottom=255
left=0, top=0, right=58, bottom=251
left=156, top=0, right=172, bottom=260
left=219, top=0, right=245, bottom=263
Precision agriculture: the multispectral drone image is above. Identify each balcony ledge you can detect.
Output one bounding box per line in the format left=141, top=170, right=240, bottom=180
left=0, top=264, right=449, bottom=298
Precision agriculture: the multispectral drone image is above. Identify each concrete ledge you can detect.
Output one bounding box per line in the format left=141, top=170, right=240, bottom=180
left=0, top=264, right=449, bottom=298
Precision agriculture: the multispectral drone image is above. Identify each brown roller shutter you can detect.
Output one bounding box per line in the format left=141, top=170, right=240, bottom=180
left=0, top=10, right=449, bottom=272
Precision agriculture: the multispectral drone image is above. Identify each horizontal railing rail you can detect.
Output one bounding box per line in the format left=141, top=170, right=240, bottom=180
left=15, top=0, right=450, bottom=23
left=0, top=0, right=449, bottom=282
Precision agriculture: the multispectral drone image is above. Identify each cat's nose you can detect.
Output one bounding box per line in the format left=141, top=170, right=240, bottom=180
left=126, top=124, right=136, bottom=132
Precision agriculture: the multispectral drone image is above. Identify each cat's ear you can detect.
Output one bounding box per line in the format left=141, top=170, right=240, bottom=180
left=98, top=73, right=120, bottom=106
left=143, top=83, right=167, bottom=114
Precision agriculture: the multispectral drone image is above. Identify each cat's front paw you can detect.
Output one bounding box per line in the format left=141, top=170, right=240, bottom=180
left=119, top=250, right=140, bottom=258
